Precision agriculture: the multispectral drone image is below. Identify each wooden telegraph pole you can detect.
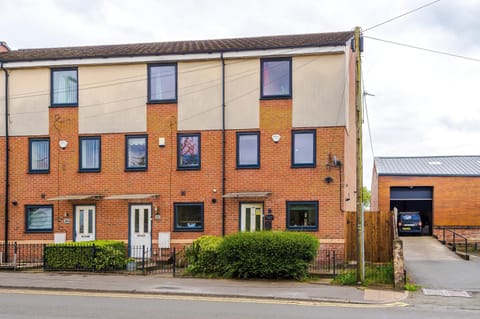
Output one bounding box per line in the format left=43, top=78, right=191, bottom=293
left=354, top=26, right=365, bottom=283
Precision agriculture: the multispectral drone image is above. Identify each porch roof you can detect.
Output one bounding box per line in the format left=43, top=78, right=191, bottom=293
left=104, top=193, right=159, bottom=200
left=222, top=192, right=272, bottom=198
left=47, top=194, right=103, bottom=201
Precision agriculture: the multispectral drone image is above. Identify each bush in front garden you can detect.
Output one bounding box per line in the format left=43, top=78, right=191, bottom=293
left=44, top=240, right=127, bottom=271
left=219, top=231, right=319, bottom=280
left=185, top=235, right=224, bottom=275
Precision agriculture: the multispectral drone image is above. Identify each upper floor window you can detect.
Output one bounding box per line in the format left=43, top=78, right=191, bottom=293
left=148, top=64, right=177, bottom=103
left=177, top=133, right=201, bottom=170
left=29, top=138, right=50, bottom=173
left=292, top=130, right=316, bottom=168
left=286, top=201, right=319, bottom=231
left=236, top=132, right=260, bottom=168
left=79, top=136, right=101, bottom=172
left=126, top=135, right=147, bottom=171
left=261, top=58, right=291, bottom=99
left=51, top=68, right=78, bottom=106
left=25, top=205, right=54, bottom=233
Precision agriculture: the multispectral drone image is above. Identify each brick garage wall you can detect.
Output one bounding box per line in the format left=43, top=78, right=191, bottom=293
left=376, top=175, right=480, bottom=227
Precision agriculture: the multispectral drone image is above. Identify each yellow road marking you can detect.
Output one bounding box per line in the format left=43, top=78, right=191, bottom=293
left=0, top=288, right=408, bottom=309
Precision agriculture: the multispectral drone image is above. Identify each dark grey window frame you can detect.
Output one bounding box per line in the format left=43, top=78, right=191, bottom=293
left=177, top=133, right=201, bottom=170
left=28, top=138, right=50, bottom=174
left=173, top=203, right=204, bottom=232
left=236, top=132, right=260, bottom=169
left=286, top=201, right=319, bottom=231
left=291, top=130, right=316, bottom=168
left=260, top=57, right=292, bottom=99
left=51, top=67, right=79, bottom=107
left=25, top=205, right=54, bottom=233
left=79, top=136, right=101, bottom=172
left=147, top=63, right=177, bottom=103
left=125, top=135, right=148, bottom=171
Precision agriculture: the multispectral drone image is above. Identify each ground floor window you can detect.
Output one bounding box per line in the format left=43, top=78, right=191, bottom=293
left=174, top=203, right=204, bottom=231
left=25, top=205, right=53, bottom=232
left=286, top=201, right=318, bottom=231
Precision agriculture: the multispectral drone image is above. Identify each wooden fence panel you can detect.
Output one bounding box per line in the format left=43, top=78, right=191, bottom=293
left=345, top=211, right=393, bottom=263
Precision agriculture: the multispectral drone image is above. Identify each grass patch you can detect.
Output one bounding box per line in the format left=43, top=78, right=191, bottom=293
left=331, top=263, right=393, bottom=286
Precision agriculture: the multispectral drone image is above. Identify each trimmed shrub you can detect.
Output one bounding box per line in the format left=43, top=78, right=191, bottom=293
left=218, top=231, right=319, bottom=280
left=44, top=240, right=127, bottom=271
left=185, top=236, right=224, bottom=275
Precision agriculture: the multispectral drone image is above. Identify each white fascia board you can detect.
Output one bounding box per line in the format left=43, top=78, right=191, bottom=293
left=3, top=46, right=346, bottom=69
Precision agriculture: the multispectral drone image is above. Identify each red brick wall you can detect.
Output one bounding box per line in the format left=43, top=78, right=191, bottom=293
left=0, top=137, right=4, bottom=241
left=375, top=175, right=480, bottom=227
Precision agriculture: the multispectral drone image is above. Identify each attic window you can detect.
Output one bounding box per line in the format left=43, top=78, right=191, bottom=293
left=428, top=161, right=442, bottom=165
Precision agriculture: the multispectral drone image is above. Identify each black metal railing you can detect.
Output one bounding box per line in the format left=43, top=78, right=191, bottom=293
left=127, top=245, right=186, bottom=276
left=0, top=242, right=44, bottom=270
left=436, top=227, right=470, bottom=260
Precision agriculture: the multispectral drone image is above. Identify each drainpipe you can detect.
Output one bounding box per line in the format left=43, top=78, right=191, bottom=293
left=221, top=52, right=226, bottom=236
left=1, top=62, right=9, bottom=261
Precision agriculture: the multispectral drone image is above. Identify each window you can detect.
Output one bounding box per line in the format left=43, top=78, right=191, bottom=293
left=177, top=133, right=201, bottom=170
left=286, top=201, right=318, bottom=231
left=292, top=130, right=316, bottom=168
left=79, top=137, right=101, bottom=172
left=29, top=138, right=50, bottom=173
left=25, top=205, right=53, bottom=232
left=174, top=203, right=204, bottom=231
left=261, top=58, right=291, bottom=98
left=236, top=132, right=260, bottom=168
left=51, top=68, right=78, bottom=106
left=126, top=135, right=147, bottom=171
left=148, top=64, right=177, bottom=103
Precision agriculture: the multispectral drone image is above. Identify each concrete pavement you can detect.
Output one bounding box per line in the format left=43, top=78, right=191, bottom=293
left=0, top=272, right=407, bottom=305
left=402, top=236, right=480, bottom=292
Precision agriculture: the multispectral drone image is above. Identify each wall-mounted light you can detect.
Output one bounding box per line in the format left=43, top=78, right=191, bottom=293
left=12, top=201, right=18, bottom=206
left=324, top=176, right=334, bottom=183
left=59, top=140, right=68, bottom=149
left=272, top=134, right=281, bottom=143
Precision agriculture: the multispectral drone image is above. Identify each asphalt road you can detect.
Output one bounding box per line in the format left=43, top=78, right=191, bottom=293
left=1, top=289, right=479, bottom=319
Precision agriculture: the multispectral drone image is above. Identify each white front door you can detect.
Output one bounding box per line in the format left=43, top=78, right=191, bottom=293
left=240, top=203, right=263, bottom=232
left=75, top=205, right=95, bottom=242
left=130, top=204, right=152, bottom=258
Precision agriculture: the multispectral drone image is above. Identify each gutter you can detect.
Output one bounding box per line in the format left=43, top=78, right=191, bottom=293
left=221, top=53, right=226, bottom=237
left=1, top=62, right=9, bottom=261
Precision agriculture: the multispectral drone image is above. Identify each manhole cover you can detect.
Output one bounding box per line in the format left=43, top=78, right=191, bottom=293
left=422, top=288, right=471, bottom=298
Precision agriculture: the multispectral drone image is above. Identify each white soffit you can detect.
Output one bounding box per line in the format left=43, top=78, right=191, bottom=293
left=47, top=194, right=103, bottom=201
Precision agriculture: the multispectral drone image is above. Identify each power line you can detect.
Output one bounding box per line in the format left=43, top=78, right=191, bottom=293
left=365, top=35, right=480, bottom=63
left=364, top=0, right=442, bottom=32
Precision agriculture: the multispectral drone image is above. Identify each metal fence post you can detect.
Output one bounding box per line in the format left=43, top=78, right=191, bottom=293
left=173, top=247, right=176, bottom=278
left=333, top=251, right=336, bottom=276
left=142, top=245, right=145, bottom=274
left=13, top=242, right=17, bottom=271
left=452, top=233, right=456, bottom=252
left=92, top=244, right=96, bottom=272
left=43, top=244, right=46, bottom=270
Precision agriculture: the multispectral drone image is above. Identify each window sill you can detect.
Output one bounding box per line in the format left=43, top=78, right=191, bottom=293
left=236, top=166, right=260, bottom=170
left=147, top=100, right=177, bottom=104
left=260, top=95, right=292, bottom=101
left=177, top=167, right=201, bottom=171
left=173, top=228, right=204, bottom=232
left=28, top=171, right=50, bottom=174
left=79, top=169, right=101, bottom=173
left=25, top=230, right=53, bottom=233
left=49, top=104, right=78, bottom=108
left=125, top=168, right=148, bottom=172
left=291, top=164, right=316, bottom=169
left=286, top=227, right=318, bottom=232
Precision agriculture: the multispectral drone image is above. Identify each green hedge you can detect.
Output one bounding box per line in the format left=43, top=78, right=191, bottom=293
left=44, top=240, right=127, bottom=271
left=185, top=236, right=223, bottom=275
left=186, top=232, right=319, bottom=280
left=219, top=232, right=319, bottom=280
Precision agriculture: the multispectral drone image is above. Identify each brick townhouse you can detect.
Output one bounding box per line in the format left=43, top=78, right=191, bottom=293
left=371, top=156, right=480, bottom=238
left=0, top=31, right=358, bottom=256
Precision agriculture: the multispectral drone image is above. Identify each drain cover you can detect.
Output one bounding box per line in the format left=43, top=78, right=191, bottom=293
left=422, top=288, right=471, bottom=298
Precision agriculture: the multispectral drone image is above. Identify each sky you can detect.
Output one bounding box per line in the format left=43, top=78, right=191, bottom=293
left=1, top=0, right=479, bottom=188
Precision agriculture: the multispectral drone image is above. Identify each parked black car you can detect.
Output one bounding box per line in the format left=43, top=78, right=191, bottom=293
left=397, top=212, right=423, bottom=235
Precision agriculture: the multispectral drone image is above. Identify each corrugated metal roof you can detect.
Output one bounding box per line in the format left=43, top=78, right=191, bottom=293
left=375, top=156, right=480, bottom=177
left=0, top=31, right=353, bottom=62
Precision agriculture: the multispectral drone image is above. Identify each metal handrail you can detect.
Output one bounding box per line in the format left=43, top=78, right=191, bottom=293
left=444, top=228, right=469, bottom=257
